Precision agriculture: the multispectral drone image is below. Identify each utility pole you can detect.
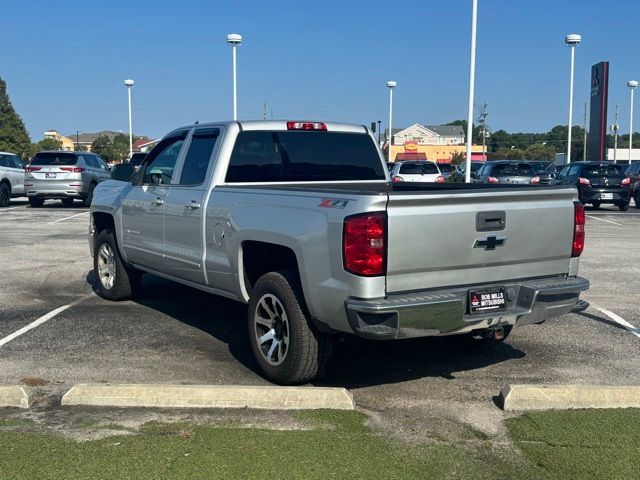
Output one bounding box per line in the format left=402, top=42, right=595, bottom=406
left=612, top=103, right=620, bottom=162
left=583, top=102, right=587, bottom=161
left=478, top=102, right=488, bottom=157
left=263, top=100, right=267, bottom=120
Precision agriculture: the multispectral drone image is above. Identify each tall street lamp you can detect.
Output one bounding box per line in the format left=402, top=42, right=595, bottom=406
left=565, top=34, right=581, bottom=164
left=628, top=81, right=638, bottom=162
left=124, top=79, right=135, bottom=157
left=226, top=33, right=242, bottom=121
left=386, top=81, right=397, bottom=162
left=464, top=0, right=478, bottom=183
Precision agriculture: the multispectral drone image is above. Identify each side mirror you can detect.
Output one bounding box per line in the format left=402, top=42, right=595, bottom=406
left=111, top=163, right=136, bottom=182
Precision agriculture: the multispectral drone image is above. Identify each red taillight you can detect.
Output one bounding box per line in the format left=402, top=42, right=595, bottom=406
left=572, top=203, right=585, bottom=257
left=622, top=177, right=631, bottom=186
left=435, top=175, right=445, bottom=183
left=488, top=176, right=499, bottom=184
left=530, top=176, right=540, bottom=184
left=579, top=177, right=590, bottom=185
left=286, top=121, right=327, bottom=131
left=60, top=167, right=84, bottom=173
left=25, top=166, right=41, bottom=173
left=343, top=212, right=386, bottom=276
left=392, top=176, right=404, bottom=182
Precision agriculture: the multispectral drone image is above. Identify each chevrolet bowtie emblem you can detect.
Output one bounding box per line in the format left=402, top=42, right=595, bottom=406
left=474, top=235, right=506, bottom=250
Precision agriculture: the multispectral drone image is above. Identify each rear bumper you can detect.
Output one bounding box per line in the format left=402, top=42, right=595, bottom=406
left=345, top=276, right=590, bottom=339
left=26, top=181, right=88, bottom=199
left=579, top=186, right=630, bottom=204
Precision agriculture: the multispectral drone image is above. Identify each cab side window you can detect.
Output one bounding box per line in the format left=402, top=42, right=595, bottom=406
left=142, top=132, right=188, bottom=185
left=178, top=128, right=220, bottom=186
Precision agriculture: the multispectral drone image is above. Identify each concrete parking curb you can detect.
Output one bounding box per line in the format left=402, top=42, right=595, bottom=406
left=500, top=384, right=640, bottom=411
left=61, top=384, right=355, bottom=410
left=0, top=386, right=31, bottom=409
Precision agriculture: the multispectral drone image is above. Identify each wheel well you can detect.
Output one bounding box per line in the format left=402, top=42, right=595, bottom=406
left=92, top=212, right=115, bottom=234
left=242, top=241, right=300, bottom=294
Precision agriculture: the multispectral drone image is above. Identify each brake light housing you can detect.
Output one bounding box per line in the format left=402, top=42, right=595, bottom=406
left=392, top=176, right=404, bottom=182
left=60, top=167, right=85, bottom=173
left=286, top=121, right=327, bottom=131
left=343, top=212, right=386, bottom=276
left=530, top=176, right=540, bottom=184
left=435, top=175, right=445, bottom=183
left=621, top=177, right=631, bottom=186
left=25, top=166, right=41, bottom=173
left=572, top=202, right=585, bottom=257
left=487, top=176, right=499, bottom=184
left=579, top=177, right=590, bottom=185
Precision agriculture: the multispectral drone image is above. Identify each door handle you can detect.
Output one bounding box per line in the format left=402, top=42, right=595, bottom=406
left=152, top=198, right=164, bottom=206
left=185, top=201, right=201, bottom=209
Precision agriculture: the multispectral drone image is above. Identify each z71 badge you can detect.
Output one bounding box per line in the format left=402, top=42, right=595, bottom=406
left=318, top=198, right=350, bottom=209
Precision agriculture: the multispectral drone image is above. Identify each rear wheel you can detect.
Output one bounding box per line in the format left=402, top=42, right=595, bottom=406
left=248, top=270, right=332, bottom=385
left=94, top=228, right=142, bottom=300
left=634, top=190, right=640, bottom=209
left=0, top=182, right=10, bottom=207
left=61, top=198, right=74, bottom=207
left=591, top=201, right=601, bottom=209
left=618, top=201, right=630, bottom=212
left=28, top=197, right=44, bottom=208
left=83, top=183, right=96, bottom=207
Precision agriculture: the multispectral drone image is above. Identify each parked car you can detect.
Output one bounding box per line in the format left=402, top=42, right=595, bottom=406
left=624, top=162, right=640, bottom=208
left=90, top=120, right=589, bottom=384
left=436, top=162, right=455, bottom=180
left=552, top=161, right=631, bottom=211
left=529, top=162, right=558, bottom=184
left=390, top=161, right=444, bottom=183
left=25, top=151, right=111, bottom=207
left=449, top=161, right=484, bottom=182
left=127, top=152, right=147, bottom=167
left=474, top=161, right=540, bottom=185
left=0, top=152, right=26, bottom=207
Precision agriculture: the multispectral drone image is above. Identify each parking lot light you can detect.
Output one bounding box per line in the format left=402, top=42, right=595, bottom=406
left=565, top=34, right=581, bottom=164
left=465, top=0, right=478, bottom=183
left=386, top=81, right=397, bottom=161
left=226, top=33, right=243, bottom=121
left=124, top=79, right=135, bottom=157
left=628, top=80, right=638, bottom=162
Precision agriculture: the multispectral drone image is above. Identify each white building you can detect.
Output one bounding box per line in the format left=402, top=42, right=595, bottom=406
left=607, top=148, right=640, bottom=162
left=390, top=123, right=465, bottom=146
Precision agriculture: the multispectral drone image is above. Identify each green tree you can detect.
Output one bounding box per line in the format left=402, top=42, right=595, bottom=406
left=0, top=77, right=32, bottom=158
left=34, top=138, right=62, bottom=151
left=91, top=135, right=111, bottom=158
left=450, top=151, right=465, bottom=165
left=524, top=143, right=556, bottom=160
left=109, top=133, right=130, bottom=163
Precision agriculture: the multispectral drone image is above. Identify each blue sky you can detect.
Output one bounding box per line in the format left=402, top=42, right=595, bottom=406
left=3, top=0, right=640, bottom=140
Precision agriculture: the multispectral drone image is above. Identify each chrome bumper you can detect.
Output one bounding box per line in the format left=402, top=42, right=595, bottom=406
left=345, top=276, right=590, bottom=339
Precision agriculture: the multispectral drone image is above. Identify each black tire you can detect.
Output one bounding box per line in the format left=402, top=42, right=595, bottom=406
left=591, top=201, right=601, bottom=209
left=0, top=181, right=10, bottom=207
left=93, top=228, right=142, bottom=301
left=634, top=190, right=640, bottom=209
left=619, top=201, right=630, bottom=212
left=83, top=183, right=96, bottom=207
left=28, top=197, right=44, bottom=208
left=467, top=325, right=513, bottom=346
left=247, top=270, right=332, bottom=385
left=61, top=198, right=74, bottom=207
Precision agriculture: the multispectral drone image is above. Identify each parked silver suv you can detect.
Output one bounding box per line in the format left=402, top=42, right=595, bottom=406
left=25, top=151, right=110, bottom=207
left=0, top=152, right=26, bottom=207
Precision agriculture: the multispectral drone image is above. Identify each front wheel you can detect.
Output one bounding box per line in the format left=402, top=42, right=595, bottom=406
left=61, top=198, right=74, bottom=207
left=93, top=228, right=141, bottom=300
left=28, top=197, right=44, bottom=208
left=248, top=271, right=332, bottom=385
left=591, top=201, right=601, bottom=209
left=0, top=182, right=11, bottom=207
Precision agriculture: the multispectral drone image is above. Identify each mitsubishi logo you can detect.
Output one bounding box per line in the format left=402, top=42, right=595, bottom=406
left=474, top=235, right=506, bottom=251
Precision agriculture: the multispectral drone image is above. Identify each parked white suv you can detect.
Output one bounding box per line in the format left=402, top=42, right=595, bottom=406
left=390, top=161, right=444, bottom=183
left=0, top=152, right=26, bottom=207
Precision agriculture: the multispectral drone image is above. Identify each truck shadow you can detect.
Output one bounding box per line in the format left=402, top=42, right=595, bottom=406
left=86, top=272, right=526, bottom=387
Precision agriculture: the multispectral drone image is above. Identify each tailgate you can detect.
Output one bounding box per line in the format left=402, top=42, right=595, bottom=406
left=385, top=187, right=577, bottom=293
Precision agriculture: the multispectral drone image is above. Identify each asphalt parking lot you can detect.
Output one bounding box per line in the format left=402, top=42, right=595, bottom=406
left=0, top=197, right=639, bottom=439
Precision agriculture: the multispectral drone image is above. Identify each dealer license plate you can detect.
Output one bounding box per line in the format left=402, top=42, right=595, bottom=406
left=45, top=173, right=57, bottom=179
left=468, top=288, right=506, bottom=314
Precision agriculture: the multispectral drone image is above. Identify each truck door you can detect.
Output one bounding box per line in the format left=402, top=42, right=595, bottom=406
left=163, top=127, right=220, bottom=283
left=121, top=131, right=188, bottom=270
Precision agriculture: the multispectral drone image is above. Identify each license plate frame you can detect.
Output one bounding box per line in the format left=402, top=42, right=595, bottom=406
left=468, top=287, right=506, bottom=314
left=45, top=173, right=57, bottom=179
left=600, top=192, right=613, bottom=200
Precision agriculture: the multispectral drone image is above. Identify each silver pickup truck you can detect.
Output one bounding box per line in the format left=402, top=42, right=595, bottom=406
left=89, top=120, right=589, bottom=384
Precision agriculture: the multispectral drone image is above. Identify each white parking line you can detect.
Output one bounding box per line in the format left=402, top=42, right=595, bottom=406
left=0, top=206, right=26, bottom=212
left=593, top=305, right=640, bottom=339
left=585, top=214, right=627, bottom=227
left=48, top=211, right=90, bottom=224
left=0, top=295, right=92, bottom=349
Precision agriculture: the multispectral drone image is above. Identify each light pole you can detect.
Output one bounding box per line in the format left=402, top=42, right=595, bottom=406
left=226, top=33, right=242, bottom=121
left=387, top=81, right=397, bottom=162
left=628, top=81, right=638, bottom=162
left=377, top=120, right=382, bottom=146
left=565, top=34, right=581, bottom=164
left=124, top=79, right=134, bottom=157
left=464, top=0, right=478, bottom=183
